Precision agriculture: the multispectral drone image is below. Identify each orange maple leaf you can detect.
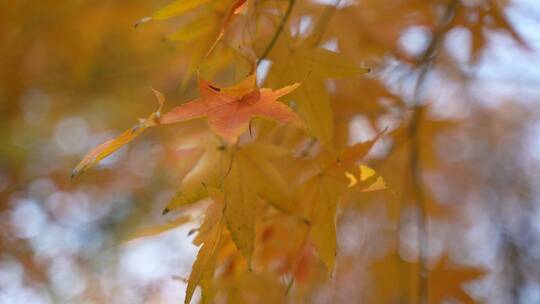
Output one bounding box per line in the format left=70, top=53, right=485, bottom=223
left=72, top=75, right=304, bottom=178
left=428, top=254, right=485, bottom=304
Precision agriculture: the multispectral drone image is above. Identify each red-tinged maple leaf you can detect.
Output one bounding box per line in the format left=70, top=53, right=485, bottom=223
left=72, top=75, right=304, bottom=178
left=161, top=75, right=304, bottom=143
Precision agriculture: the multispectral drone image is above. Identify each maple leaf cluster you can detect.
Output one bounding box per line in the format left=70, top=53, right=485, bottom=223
left=67, top=0, right=533, bottom=302
left=3, top=0, right=533, bottom=303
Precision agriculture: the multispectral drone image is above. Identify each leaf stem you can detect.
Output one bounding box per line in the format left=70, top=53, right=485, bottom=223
left=256, top=0, right=296, bottom=66
left=308, top=0, right=342, bottom=47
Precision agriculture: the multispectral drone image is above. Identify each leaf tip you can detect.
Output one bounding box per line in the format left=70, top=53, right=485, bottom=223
left=134, top=16, right=152, bottom=28
left=151, top=87, right=166, bottom=113
left=71, top=166, right=84, bottom=179
left=345, top=171, right=357, bottom=187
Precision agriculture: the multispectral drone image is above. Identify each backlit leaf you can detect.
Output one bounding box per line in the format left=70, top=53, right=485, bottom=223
left=123, top=215, right=191, bottom=243
left=185, top=188, right=224, bottom=304
left=73, top=76, right=304, bottom=177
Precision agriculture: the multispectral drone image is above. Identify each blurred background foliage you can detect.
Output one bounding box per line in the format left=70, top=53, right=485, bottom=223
left=1, top=0, right=540, bottom=303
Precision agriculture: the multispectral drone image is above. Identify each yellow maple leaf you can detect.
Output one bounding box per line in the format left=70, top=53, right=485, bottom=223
left=266, top=33, right=370, bottom=151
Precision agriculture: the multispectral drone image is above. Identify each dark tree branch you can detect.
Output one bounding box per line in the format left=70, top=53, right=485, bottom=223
left=408, top=1, right=459, bottom=303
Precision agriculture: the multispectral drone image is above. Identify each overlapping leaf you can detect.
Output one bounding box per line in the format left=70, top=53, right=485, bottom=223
left=369, top=253, right=485, bottom=303
left=223, top=141, right=293, bottom=260
left=297, top=174, right=343, bottom=275
left=291, top=134, right=386, bottom=273
left=163, top=135, right=223, bottom=214
left=73, top=75, right=304, bottom=177
left=185, top=188, right=224, bottom=304
left=266, top=33, right=370, bottom=151
left=135, top=0, right=248, bottom=84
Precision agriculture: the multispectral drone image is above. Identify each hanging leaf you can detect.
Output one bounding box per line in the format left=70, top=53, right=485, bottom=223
left=123, top=215, right=192, bottom=243
left=185, top=187, right=224, bottom=304
left=266, top=33, right=370, bottom=151
left=223, top=141, right=293, bottom=261
left=73, top=75, right=304, bottom=177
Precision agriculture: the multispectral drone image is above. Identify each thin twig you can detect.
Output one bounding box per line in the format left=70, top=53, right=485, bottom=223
left=256, top=0, right=296, bottom=66
left=407, top=1, right=459, bottom=303
left=308, top=0, right=342, bottom=47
